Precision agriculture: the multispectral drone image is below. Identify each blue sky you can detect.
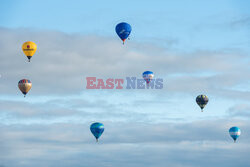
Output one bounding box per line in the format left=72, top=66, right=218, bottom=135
left=0, top=0, right=250, bottom=167
left=1, top=0, right=250, bottom=50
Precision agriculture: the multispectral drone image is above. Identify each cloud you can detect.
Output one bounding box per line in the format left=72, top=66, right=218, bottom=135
left=0, top=119, right=249, bottom=167
left=0, top=27, right=249, bottom=99
left=0, top=96, right=152, bottom=124
left=227, top=104, right=250, bottom=118
left=1, top=27, right=250, bottom=167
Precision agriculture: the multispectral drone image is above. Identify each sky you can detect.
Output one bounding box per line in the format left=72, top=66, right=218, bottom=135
left=0, top=0, right=250, bottom=167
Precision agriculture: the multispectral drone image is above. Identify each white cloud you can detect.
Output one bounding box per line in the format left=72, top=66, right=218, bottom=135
left=227, top=104, right=250, bottom=118
left=0, top=119, right=249, bottom=167
left=1, top=27, right=250, bottom=167
left=0, top=27, right=249, bottom=98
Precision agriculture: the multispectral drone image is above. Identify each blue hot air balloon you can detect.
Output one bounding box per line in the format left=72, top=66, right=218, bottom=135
left=115, top=22, right=132, bottom=44
left=143, top=71, right=154, bottom=84
left=229, top=127, right=241, bottom=143
left=90, top=122, right=104, bottom=142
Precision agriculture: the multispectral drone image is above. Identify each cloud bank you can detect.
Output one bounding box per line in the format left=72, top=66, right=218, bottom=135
left=0, top=28, right=250, bottom=98
left=0, top=119, right=249, bottom=167
left=0, top=27, right=250, bottom=167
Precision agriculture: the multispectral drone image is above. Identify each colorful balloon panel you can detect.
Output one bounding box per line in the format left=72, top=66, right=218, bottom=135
left=18, top=79, right=32, bottom=97
left=142, top=71, right=154, bottom=84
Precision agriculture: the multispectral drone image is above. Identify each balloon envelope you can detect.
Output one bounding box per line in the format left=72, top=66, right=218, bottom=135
left=90, top=122, right=104, bottom=142
left=18, top=79, right=32, bottom=97
left=196, top=95, right=208, bottom=111
left=22, top=41, right=37, bottom=62
left=142, top=71, right=154, bottom=84
left=115, top=22, right=132, bottom=43
left=229, top=127, right=241, bottom=142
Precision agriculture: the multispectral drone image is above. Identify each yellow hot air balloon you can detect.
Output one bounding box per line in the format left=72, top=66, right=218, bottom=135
left=18, top=79, right=32, bottom=97
left=22, top=41, right=37, bottom=62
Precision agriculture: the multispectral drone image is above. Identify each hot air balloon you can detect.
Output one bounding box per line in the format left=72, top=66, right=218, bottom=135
left=18, top=79, right=32, bottom=97
left=115, top=22, right=132, bottom=44
left=196, top=95, right=208, bottom=112
left=143, top=71, right=154, bottom=84
left=229, top=127, right=241, bottom=143
left=90, top=122, right=104, bottom=142
left=22, top=41, right=37, bottom=62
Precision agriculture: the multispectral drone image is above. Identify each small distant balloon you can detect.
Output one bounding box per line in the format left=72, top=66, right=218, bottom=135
left=115, top=22, right=132, bottom=44
left=229, top=127, right=241, bottom=143
left=22, top=41, right=37, bottom=62
left=196, top=95, right=208, bottom=112
left=143, top=71, right=154, bottom=84
left=18, top=79, right=32, bottom=97
left=90, top=122, right=104, bottom=142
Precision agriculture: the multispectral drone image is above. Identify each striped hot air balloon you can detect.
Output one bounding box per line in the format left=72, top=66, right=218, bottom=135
left=229, top=127, right=241, bottom=143
left=142, top=71, right=154, bottom=84
left=18, top=79, right=32, bottom=97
